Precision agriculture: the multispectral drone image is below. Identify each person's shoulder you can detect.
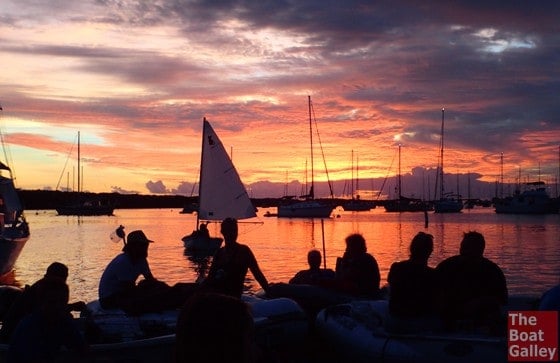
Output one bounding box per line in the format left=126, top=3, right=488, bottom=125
left=236, top=243, right=253, bottom=253
left=435, top=254, right=460, bottom=269
left=480, top=257, right=505, bottom=272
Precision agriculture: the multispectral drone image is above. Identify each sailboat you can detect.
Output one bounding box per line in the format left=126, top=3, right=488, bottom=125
left=433, top=108, right=463, bottom=213
left=56, top=132, right=114, bottom=216
left=277, top=96, right=335, bottom=218
left=182, top=118, right=256, bottom=253
left=342, top=150, right=375, bottom=211
left=0, top=107, right=30, bottom=278
left=384, top=144, right=432, bottom=212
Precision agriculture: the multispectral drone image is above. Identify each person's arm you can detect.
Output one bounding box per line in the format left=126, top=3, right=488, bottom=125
left=140, top=258, right=155, bottom=280
left=247, top=249, right=270, bottom=292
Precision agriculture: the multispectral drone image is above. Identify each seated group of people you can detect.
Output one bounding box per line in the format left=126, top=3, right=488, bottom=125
left=387, top=231, right=508, bottom=333
left=289, top=233, right=381, bottom=299
left=288, top=231, right=510, bottom=334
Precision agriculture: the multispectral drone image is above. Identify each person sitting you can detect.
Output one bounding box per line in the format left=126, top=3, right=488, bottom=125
left=435, top=231, right=508, bottom=332
left=98, top=230, right=187, bottom=315
left=198, top=223, right=210, bottom=239
left=202, top=218, right=270, bottom=298
left=7, top=277, right=88, bottom=362
left=386, top=232, right=441, bottom=332
left=334, top=233, right=380, bottom=299
left=289, top=249, right=335, bottom=286
left=0, top=262, right=87, bottom=342
left=175, top=292, right=255, bottom=363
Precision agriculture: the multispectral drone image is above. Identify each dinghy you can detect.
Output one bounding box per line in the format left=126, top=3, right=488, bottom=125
left=315, top=296, right=538, bottom=363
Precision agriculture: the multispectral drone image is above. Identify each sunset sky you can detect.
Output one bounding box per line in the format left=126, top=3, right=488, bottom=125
left=1, top=1, right=559, bottom=198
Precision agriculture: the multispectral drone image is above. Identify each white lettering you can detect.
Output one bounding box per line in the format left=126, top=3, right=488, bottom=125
left=509, top=329, right=545, bottom=341
left=509, top=345, right=558, bottom=360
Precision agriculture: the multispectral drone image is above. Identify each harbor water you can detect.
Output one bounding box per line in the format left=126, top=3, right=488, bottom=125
left=9, top=207, right=560, bottom=303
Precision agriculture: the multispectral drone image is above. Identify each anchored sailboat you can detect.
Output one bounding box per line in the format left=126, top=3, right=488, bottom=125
left=384, top=144, right=432, bottom=212
left=277, top=96, right=335, bottom=218
left=0, top=106, right=30, bottom=277
left=433, top=108, right=462, bottom=213
left=56, top=132, right=114, bottom=216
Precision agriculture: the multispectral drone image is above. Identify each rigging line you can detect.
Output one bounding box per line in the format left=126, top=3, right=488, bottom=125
left=55, top=134, right=78, bottom=191
left=376, top=147, right=397, bottom=200
left=0, top=107, right=16, bottom=183
left=310, top=99, right=335, bottom=198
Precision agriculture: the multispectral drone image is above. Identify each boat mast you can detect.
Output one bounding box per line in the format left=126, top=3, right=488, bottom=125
left=196, top=118, right=206, bottom=230
left=398, top=144, right=402, bottom=199
left=77, top=131, right=81, bottom=194
left=439, top=108, right=445, bottom=200
left=308, top=95, right=314, bottom=199
left=500, top=152, right=504, bottom=198
left=351, top=150, right=354, bottom=199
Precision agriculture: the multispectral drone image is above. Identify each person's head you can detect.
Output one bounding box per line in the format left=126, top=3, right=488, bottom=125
left=123, top=230, right=153, bottom=260
left=221, top=218, right=238, bottom=243
left=45, top=262, right=69, bottom=282
left=200, top=223, right=208, bottom=232
left=345, top=233, right=367, bottom=255
left=176, top=292, right=254, bottom=363
left=459, top=231, right=485, bottom=258
left=34, top=278, right=70, bottom=321
left=409, top=232, right=434, bottom=262
left=307, top=249, right=322, bottom=270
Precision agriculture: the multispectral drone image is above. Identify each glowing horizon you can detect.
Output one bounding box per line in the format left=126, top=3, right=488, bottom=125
left=1, top=1, right=558, bottom=197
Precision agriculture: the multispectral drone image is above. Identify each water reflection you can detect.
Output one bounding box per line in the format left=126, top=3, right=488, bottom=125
left=4, top=208, right=560, bottom=304
left=183, top=249, right=212, bottom=281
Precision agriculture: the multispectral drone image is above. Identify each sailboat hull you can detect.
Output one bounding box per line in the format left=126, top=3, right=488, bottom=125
left=0, top=234, right=29, bottom=277
left=56, top=204, right=114, bottom=216
left=494, top=186, right=559, bottom=214
left=277, top=201, right=334, bottom=218
left=384, top=198, right=432, bottom=213
left=434, top=199, right=463, bottom=213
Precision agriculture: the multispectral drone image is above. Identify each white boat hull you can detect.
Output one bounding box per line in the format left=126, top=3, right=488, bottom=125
left=277, top=201, right=334, bottom=218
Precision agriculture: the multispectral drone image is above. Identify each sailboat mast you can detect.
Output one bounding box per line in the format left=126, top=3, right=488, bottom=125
left=77, top=131, right=81, bottom=194
left=351, top=150, right=354, bottom=199
left=439, top=108, right=445, bottom=199
left=308, top=95, right=314, bottom=199
left=398, top=144, right=402, bottom=198
left=196, top=118, right=206, bottom=229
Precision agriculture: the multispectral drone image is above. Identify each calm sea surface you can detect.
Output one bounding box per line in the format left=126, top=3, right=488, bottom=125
left=10, top=207, right=560, bottom=304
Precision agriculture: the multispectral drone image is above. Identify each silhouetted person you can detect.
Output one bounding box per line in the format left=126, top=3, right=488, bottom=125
left=435, top=231, right=507, bottom=332
left=7, top=277, right=87, bottom=362
left=0, top=262, right=87, bottom=342
left=335, top=233, right=380, bottom=298
left=386, top=232, right=441, bottom=332
left=175, top=292, right=255, bottom=363
left=203, top=218, right=270, bottom=298
left=289, top=249, right=335, bottom=286
left=99, top=230, right=186, bottom=314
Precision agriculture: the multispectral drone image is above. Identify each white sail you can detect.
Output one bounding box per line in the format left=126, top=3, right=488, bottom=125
left=197, top=119, right=256, bottom=221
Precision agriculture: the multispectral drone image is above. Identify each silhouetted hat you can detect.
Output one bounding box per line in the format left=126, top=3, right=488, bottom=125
left=126, top=230, right=153, bottom=246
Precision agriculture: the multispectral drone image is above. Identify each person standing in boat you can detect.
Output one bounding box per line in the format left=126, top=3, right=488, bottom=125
left=334, top=233, right=380, bottom=299
left=435, top=231, right=508, bottom=332
left=289, top=249, right=335, bottom=286
left=202, top=218, right=270, bottom=298
left=386, top=232, right=441, bottom=332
